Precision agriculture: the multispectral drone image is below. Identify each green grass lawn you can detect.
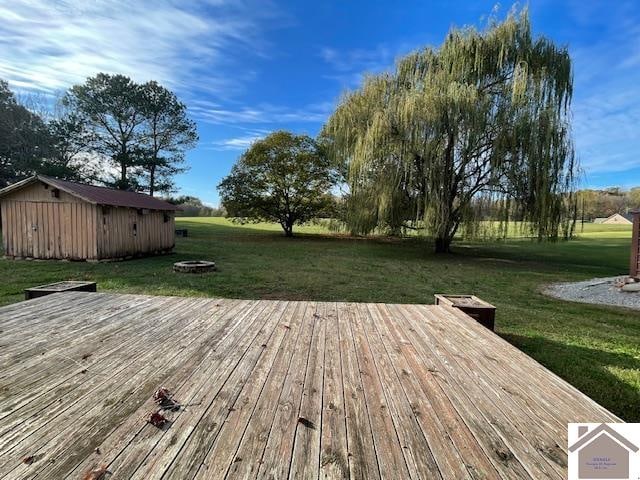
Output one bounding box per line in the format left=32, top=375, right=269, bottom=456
left=1, top=218, right=639, bottom=421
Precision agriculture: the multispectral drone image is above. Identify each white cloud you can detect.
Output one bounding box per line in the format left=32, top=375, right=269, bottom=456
left=320, top=45, right=393, bottom=72
left=0, top=0, right=273, bottom=95
left=319, top=43, right=410, bottom=88
left=190, top=99, right=334, bottom=125
left=568, top=2, right=640, bottom=180
left=209, top=130, right=270, bottom=151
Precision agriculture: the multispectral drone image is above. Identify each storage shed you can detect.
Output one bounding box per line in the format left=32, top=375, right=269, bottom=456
left=0, top=175, right=178, bottom=261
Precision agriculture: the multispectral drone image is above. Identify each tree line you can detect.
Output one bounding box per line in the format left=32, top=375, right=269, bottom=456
left=164, top=195, right=226, bottom=217
left=219, top=9, right=578, bottom=252
left=577, top=188, right=640, bottom=220
left=0, top=74, right=197, bottom=195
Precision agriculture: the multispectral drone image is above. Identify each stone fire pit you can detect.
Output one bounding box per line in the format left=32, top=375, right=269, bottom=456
left=173, top=260, right=217, bottom=273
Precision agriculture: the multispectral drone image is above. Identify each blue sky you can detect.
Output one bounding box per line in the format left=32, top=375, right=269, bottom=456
left=1, top=0, right=639, bottom=205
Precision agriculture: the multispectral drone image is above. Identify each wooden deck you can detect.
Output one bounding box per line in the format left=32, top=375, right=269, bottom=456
left=0, top=292, right=618, bottom=479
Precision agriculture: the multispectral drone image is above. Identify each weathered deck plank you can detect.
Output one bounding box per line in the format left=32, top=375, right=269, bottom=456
left=288, top=302, right=326, bottom=479
left=347, top=303, right=412, bottom=479
left=2, top=297, right=229, bottom=478
left=160, top=301, right=290, bottom=480
left=77, top=299, right=263, bottom=479
left=335, top=303, right=380, bottom=480
left=0, top=292, right=620, bottom=480
left=319, top=303, right=349, bottom=480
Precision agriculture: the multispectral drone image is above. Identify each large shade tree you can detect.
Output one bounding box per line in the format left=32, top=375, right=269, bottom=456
left=219, top=131, right=338, bottom=237
left=323, top=10, right=577, bottom=252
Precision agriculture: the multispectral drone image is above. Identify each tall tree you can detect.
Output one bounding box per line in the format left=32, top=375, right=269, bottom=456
left=65, top=73, right=145, bottom=190
left=139, top=81, right=197, bottom=196
left=45, top=111, right=97, bottom=181
left=0, top=80, right=54, bottom=186
left=324, top=9, right=577, bottom=252
left=219, top=131, right=338, bottom=237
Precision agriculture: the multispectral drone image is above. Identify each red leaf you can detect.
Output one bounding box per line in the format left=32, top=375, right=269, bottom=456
left=148, top=411, right=168, bottom=428
left=82, top=464, right=109, bottom=480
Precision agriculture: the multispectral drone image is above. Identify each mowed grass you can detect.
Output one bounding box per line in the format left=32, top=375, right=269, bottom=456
left=1, top=217, right=639, bottom=421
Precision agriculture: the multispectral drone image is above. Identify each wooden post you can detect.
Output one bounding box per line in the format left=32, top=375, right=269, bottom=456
left=630, top=211, right=640, bottom=278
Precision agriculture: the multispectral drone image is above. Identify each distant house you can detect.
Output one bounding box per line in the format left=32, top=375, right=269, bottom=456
left=0, top=175, right=178, bottom=261
left=593, top=213, right=633, bottom=225
left=569, top=424, right=638, bottom=479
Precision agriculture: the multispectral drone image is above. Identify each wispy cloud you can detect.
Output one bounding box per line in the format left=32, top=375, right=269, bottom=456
left=568, top=1, right=640, bottom=181
left=0, top=0, right=275, bottom=95
left=190, top=99, right=334, bottom=125
left=319, top=44, right=402, bottom=88
left=320, top=45, right=394, bottom=72
left=209, top=129, right=270, bottom=151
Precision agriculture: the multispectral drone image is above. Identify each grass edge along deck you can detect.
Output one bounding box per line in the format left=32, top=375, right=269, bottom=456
left=0, top=292, right=619, bottom=479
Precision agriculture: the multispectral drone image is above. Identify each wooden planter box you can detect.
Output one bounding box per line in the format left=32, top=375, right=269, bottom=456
left=434, top=294, right=496, bottom=331
left=25, top=281, right=97, bottom=300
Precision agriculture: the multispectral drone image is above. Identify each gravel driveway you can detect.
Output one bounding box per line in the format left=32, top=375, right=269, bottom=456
left=544, top=276, right=640, bottom=311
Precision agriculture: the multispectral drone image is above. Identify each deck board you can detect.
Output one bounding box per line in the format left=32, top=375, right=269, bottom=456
left=0, top=292, right=619, bottom=479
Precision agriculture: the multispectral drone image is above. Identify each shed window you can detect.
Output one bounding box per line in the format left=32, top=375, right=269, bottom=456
left=133, top=223, right=137, bottom=236
left=51, top=188, right=60, bottom=198
left=163, top=213, right=170, bottom=223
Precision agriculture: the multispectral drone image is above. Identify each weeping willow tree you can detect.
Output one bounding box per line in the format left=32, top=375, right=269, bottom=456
left=323, top=9, right=577, bottom=252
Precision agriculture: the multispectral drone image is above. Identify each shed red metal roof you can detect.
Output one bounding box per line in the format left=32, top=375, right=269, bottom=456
left=0, top=176, right=179, bottom=211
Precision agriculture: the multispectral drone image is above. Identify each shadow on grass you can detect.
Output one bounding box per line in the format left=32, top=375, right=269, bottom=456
left=501, top=333, right=640, bottom=422
left=457, top=237, right=630, bottom=274
left=176, top=219, right=430, bottom=246
left=178, top=218, right=629, bottom=274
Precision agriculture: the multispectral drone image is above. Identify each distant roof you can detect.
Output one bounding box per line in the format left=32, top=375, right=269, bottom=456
left=593, top=213, right=633, bottom=224
left=0, top=175, right=179, bottom=211
left=603, top=213, right=632, bottom=223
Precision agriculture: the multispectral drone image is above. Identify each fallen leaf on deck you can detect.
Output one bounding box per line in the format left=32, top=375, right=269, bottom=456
left=153, top=387, right=180, bottom=411
left=148, top=411, right=169, bottom=428
left=297, top=417, right=316, bottom=429
left=82, top=464, right=109, bottom=480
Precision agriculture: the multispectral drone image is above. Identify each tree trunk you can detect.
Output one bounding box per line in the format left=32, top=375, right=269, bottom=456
left=434, top=236, right=452, bottom=253
left=433, top=130, right=457, bottom=254
left=434, top=217, right=458, bottom=253
left=282, top=218, right=294, bottom=237
left=120, top=156, right=127, bottom=189
left=149, top=164, right=156, bottom=197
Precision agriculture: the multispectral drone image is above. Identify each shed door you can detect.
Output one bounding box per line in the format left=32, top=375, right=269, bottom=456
left=25, top=203, right=38, bottom=258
